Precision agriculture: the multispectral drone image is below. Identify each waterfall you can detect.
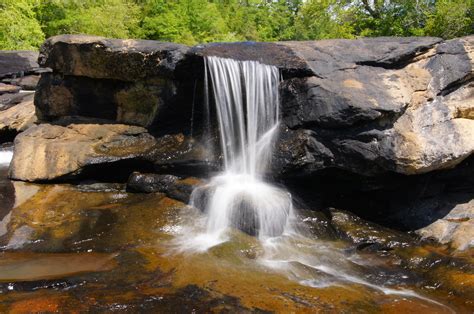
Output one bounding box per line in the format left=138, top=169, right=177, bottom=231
left=190, top=56, right=293, bottom=241
left=0, top=148, right=13, bottom=166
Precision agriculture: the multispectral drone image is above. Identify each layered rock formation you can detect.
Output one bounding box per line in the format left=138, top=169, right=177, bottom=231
left=0, top=51, right=42, bottom=142
left=7, top=34, right=474, bottom=249
left=34, top=35, right=189, bottom=127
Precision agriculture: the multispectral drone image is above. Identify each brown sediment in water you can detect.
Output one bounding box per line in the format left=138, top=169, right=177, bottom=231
left=0, top=179, right=472, bottom=313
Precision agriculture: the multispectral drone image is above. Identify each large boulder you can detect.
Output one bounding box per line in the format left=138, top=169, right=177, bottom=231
left=273, top=36, right=474, bottom=176
left=35, top=35, right=190, bottom=127
left=9, top=123, right=156, bottom=181
left=188, top=36, right=473, bottom=176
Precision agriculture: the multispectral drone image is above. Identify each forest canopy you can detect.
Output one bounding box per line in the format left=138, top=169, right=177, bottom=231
left=1, top=0, right=473, bottom=50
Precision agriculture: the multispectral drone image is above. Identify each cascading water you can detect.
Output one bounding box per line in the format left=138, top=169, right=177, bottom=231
left=171, top=56, right=450, bottom=311
left=0, top=148, right=13, bottom=166
left=189, top=56, right=293, bottom=241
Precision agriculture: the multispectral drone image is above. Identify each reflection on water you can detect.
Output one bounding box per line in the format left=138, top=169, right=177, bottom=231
left=0, top=171, right=472, bottom=312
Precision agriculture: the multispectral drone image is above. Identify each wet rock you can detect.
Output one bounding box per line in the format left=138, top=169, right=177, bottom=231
left=0, top=94, right=37, bottom=142
left=127, top=172, right=201, bottom=203
left=328, top=208, right=414, bottom=249
left=296, top=209, right=337, bottom=240
left=146, top=133, right=218, bottom=175
left=127, top=172, right=179, bottom=193
left=9, top=123, right=156, bottom=181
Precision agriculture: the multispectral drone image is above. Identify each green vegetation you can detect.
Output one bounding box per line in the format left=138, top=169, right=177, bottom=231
left=1, top=0, right=473, bottom=49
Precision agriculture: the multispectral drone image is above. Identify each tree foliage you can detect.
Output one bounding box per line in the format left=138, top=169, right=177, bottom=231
left=0, top=0, right=472, bottom=50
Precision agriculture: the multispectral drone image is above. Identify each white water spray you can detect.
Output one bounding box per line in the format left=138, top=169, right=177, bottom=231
left=189, top=56, right=293, bottom=243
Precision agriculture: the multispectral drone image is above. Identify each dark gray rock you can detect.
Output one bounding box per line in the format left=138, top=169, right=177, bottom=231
left=127, top=172, right=179, bottom=193
left=127, top=172, right=201, bottom=203
left=39, top=35, right=189, bottom=81
left=0, top=51, right=39, bottom=79
left=34, top=35, right=191, bottom=127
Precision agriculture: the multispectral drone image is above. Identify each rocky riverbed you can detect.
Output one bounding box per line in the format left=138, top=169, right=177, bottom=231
left=0, top=163, right=473, bottom=312
left=0, top=35, right=473, bottom=312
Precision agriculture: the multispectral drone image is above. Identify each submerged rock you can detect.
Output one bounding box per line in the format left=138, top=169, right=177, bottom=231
left=329, top=208, right=414, bottom=249
left=0, top=252, right=117, bottom=282
left=9, top=124, right=156, bottom=181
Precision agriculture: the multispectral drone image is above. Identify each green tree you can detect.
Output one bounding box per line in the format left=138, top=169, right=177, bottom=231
left=295, top=0, right=354, bottom=40
left=36, top=0, right=140, bottom=39
left=424, top=0, right=474, bottom=39
left=0, top=0, right=45, bottom=50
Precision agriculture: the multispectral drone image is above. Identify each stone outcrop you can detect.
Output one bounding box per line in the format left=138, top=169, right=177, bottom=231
left=33, top=35, right=473, bottom=178
left=9, top=123, right=156, bottom=181
left=273, top=36, right=474, bottom=176
left=0, top=51, right=42, bottom=143
left=6, top=35, right=473, bottom=249
left=35, top=35, right=189, bottom=127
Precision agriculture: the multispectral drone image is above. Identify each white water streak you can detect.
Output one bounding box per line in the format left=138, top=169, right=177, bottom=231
left=0, top=149, right=13, bottom=166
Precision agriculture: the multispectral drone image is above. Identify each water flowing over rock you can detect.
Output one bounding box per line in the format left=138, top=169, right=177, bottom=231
left=6, top=34, right=474, bottom=250
left=189, top=56, right=292, bottom=239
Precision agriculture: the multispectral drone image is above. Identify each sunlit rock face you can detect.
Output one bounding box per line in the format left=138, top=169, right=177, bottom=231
left=9, top=123, right=156, bottom=182
left=6, top=34, right=473, bottom=249
left=273, top=36, right=474, bottom=176
left=25, top=34, right=474, bottom=181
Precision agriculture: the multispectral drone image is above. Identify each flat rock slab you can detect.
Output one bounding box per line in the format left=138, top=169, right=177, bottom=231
left=39, top=35, right=189, bottom=81
left=9, top=123, right=157, bottom=181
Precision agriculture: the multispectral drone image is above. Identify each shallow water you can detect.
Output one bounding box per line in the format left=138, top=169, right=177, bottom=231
left=0, top=164, right=472, bottom=312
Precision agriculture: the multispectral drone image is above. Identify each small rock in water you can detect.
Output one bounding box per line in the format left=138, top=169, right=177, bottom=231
left=127, top=172, right=179, bottom=193
left=127, top=172, right=201, bottom=203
